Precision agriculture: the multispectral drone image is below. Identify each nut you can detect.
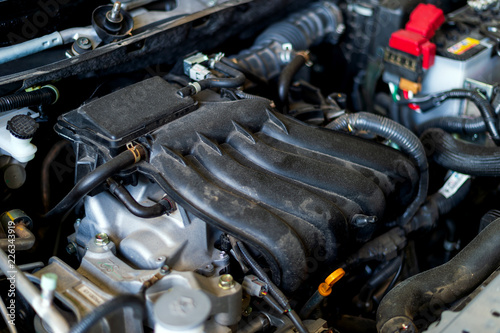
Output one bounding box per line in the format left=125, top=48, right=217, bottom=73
left=94, top=233, right=110, bottom=246
left=218, top=274, right=235, bottom=289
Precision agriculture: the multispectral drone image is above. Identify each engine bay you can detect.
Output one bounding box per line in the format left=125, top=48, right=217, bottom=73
left=1, top=0, right=500, bottom=332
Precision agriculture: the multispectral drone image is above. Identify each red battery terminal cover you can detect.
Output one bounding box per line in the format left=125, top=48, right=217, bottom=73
left=388, top=4, right=444, bottom=69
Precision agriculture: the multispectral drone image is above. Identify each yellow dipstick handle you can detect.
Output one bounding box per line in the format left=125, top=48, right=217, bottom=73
left=318, top=268, right=345, bottom=297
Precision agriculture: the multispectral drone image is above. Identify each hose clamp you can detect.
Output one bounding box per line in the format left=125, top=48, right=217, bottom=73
left=126, top=143, right=142, bottom=163
left=189, top=82, right=202, bottom=94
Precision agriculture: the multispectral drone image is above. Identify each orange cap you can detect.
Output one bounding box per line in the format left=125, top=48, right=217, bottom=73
left=318, top=268, right=345, bottom=297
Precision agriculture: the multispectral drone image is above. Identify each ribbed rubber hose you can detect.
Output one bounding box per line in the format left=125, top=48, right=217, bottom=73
left=417, top=116, right=486, bottom=135
left=69, top=294, right=144, bottom=333
left=377, top=217, right=500, bottom=333
left=421, top=128, right=500, bottom=176
left=327, top=112, right=429, bottom=227
left=0, top=86, right=57, bottom=112
left=235, top=1, right=343, bottom=81
left=44, top=145, right=146, bottom=219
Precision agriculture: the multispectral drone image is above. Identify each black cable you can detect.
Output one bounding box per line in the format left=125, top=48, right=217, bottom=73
left=0, top=86, right=57, bottom=112
left=44, top=145, right=146, bottom=219
left=177, top=59, right=246, bottom=97
left=69, top=294, right=145, bottom=333
left=262, top=294, right=285, bottom=314
left=107, top=178, right=170, bottom=218
left=381, top=253, right=405, bottom=299
left=236, top=242, right=309, bottom=333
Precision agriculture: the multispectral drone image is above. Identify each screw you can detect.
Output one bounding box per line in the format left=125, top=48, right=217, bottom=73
left=66, top=243, right=76, bottom=255
left=107, top=2, right=123, bottom=23
left=75, top=218, right=81, bottom=226
left=160, top=265, right=170, bottom=275
left=218, top=274, right=235, bottom=289
left=219, top=251, right=227, bottom=258
left=76, top=37, right=92, bottom=50
left=94, top=233, right=110, bottom=246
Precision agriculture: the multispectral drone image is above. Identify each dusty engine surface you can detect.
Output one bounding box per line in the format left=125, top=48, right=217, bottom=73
left=1, top=1, right=500, bottom=333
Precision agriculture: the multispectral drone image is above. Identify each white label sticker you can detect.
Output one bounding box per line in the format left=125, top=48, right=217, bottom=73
left=75, top=285, right=105, bottom=306
left=438, top=172, right=471, bottom=199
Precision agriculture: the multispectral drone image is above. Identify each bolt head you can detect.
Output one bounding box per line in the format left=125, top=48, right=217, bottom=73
left=66, top=243, right=76, bottom=255
left=94, top=233, right=110, bottom=246
left=218, top=274, right=235, bottom=289
left=76, top=37, right=92, bottom=50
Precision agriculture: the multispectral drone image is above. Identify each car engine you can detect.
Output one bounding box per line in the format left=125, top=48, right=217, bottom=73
left=1, top=0, right=500, bottom=332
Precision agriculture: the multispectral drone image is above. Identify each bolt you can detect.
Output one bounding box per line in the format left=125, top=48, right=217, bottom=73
left=107, top=2, right=123, bottom=23
left=219, top=251, right=227, bottom=258
left=41, top=273, right=58, bottom=307
left=76, top=37, right=92, bottom=50
left=94, top=233, right=110, bottom=246
left=160, top=265, right=170, bottom=275
left=75, top=218, right=81, bottom=226
left=66, top=243, right=76, bottom=255
left=218, top=274, right=235, bottom=289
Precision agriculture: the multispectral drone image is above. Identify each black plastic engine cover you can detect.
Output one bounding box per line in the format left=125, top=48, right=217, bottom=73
left=141, top=95, right=418, bottom=292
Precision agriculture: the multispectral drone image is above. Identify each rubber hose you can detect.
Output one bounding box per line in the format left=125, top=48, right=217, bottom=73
left=237, top=242, right=309, bottom=333
left=358, top=256, right=403, bottom=304
left=107, top=178, right=169, bottom=218
left=0, top=86, right=57, bottom=112
left=479, top=209, right=500, bottom=232
left=299, top=290, right=324, bottom=319
left=44, top=145, right=146, bottom=219
left=433, top=178, right=471, bottom=216
left=278, top=53, right=307, bottom=110
left=239, top=314, right=270, bottom=333
left=417, top=116, right=486, bottom=135
left=69, top=294, right=144, bottom=333
left=403, top=179, right=470, bottom=234
left=177, top=60, right=245, bottom=97
left=328, top=112, right=429, bottom=227
left=377, top=217, right=500, bottom=333
left=421, top=128, right=500, bottom=176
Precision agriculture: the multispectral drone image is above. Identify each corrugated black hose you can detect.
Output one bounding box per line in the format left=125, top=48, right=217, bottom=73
left=421, top=128, right=500, bottom=176
left=0, top=86, right=58, bottom=112
left=408, top=89, right=499, bottom=143
left=327, top=112, right=429, bottom=227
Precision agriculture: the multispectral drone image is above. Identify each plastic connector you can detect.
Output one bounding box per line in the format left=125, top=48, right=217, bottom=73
left=242, top=275, right=268, bottom=297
